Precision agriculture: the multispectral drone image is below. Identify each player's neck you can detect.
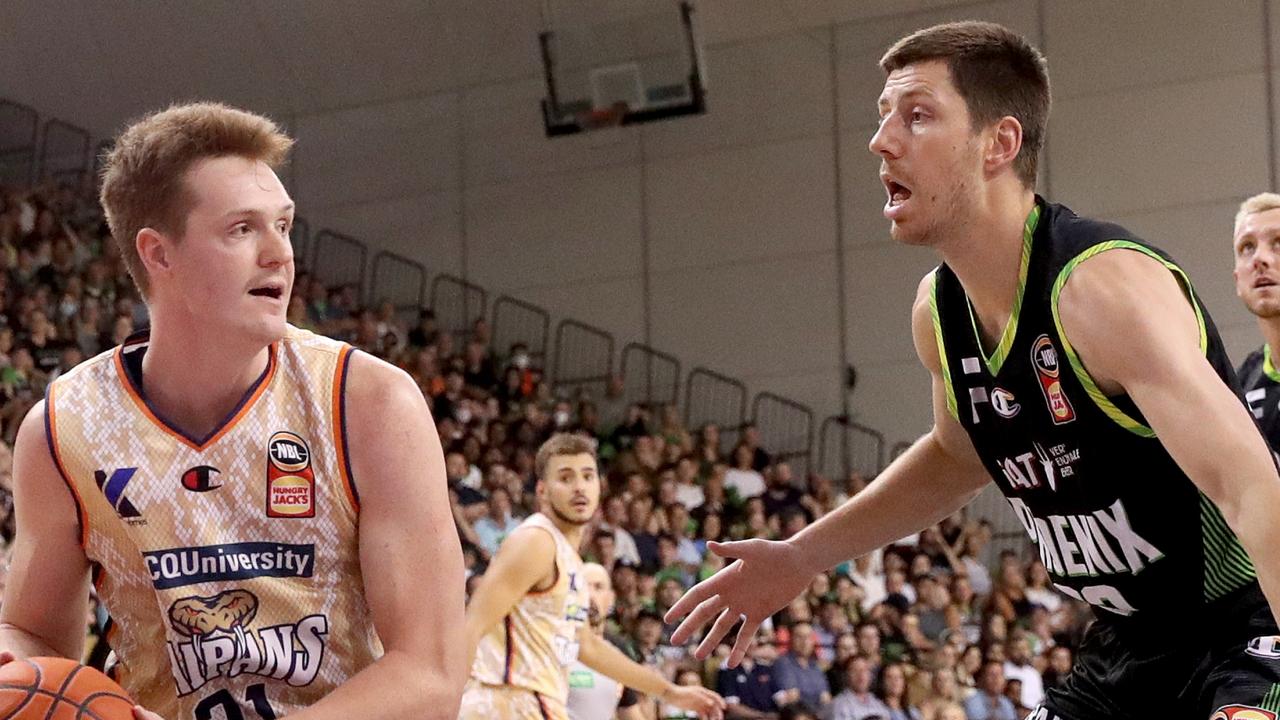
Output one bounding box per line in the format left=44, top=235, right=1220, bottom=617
left=1259, top=315, right=1280, bottom=359
left=939, top=188, right=1037, bottom=350
left=140, top=313, right=274, bottom=441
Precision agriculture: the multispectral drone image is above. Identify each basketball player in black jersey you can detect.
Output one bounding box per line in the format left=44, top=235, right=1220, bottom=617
left=1234, top=193, right=1280, bottom=453
left=666, top=21, right=1280, bottom=720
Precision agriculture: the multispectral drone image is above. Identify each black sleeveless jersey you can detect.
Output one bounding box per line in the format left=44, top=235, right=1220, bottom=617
left=931, top=197, right=1258, bottom=632
left=1239, top=345, right=1280, bottom=453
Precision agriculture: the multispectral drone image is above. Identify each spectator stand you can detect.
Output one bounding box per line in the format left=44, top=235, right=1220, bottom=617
left=37, top=118, right=92, bottom=193
left=289, top=216, right=311, bottom=271
left=684, top=366, right=747, bottom=454
left=620, top=342, right=680, bottom=411
left=817, top=415, right=885, bottom=488
left=311, top=229, right=368, bottom=299
left=0, top=99, right=39, bottom=186
left=491, top=294, right=550, bottom=368
left=751, top=391, right=814, bottom=480
left=430, top=274, right=487, bottom=347
left=551, top=318, right=614, bottom=403
left=368, top=250, right=427, bottom=329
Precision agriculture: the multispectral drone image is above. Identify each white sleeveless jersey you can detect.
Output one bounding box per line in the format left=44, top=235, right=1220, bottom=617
left=46, top=325, right=382, bottom=719
left=471, top=513, right=590, bottom=701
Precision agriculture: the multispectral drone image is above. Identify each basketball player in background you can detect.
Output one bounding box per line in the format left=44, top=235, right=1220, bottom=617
left=566, top=562, right=643, bottom=720
left=461, top=433, right=723, bottom=720
left=667, top=21, right=1280, bottom=719
left=0, top=103, right=467, bottom=719
left=1233, top=193, right=1280, bottom=451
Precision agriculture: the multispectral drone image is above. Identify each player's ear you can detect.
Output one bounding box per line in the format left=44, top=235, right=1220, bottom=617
left=985, top=116, right=1023, bottom=177
left=136, top=227, right=172, bottom=275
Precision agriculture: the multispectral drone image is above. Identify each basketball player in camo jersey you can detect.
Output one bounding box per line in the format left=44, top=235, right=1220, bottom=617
left=0, top=103, right=467, bottom=719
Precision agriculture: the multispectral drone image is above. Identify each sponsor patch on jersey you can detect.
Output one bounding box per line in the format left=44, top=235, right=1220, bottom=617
left=1211, top=706, right=1276, bottom=720
left=165, top=589, right=329, bottom=696
left=181, top=465, right=222, bottom=493
left=143, top=541, right=315, bottom=590
left=1247, top=636, right=1280, bottom=659
left=1031, top=335, right=1075, bottom=424
left=266, top=431, right=314, bottom=518
left=991, top=387, right=1020, bottom=418
left=94, top=467, right=145, bottom=524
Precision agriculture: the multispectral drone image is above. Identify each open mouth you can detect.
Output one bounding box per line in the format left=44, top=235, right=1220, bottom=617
left=882, top=174, right=913, bottom=213
left=249, top=285, right=284, bottom=300
left=571, top=498, right=590, bottom=510
left=1256, top=277, right=1277, bottom=290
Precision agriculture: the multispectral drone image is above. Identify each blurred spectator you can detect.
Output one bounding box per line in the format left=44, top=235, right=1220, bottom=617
left=726, top=444, right=766, bottom=499
left=830, top=656, right=890, bottom=720
left=963, top=662, right=1017, bottom=720
left=472, top=486, right=521, bottom=558
left=717, top=628, right=779, bottom=719
left=876, top=662, right=920, bottom=720
left=772, top=622, right=831, bottom=714
left=1002, top=633, right=1043, bottom=710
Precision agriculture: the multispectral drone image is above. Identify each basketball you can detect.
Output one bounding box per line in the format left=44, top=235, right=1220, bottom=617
left=0, top=657, right=135, bottom=719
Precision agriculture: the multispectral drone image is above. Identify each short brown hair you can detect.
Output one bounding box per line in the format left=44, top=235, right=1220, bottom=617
left=535, top=433, right=598, bottom=480
left=880, top=21, right=1050, bottom=187
left=99, top=102, right=294, bottom=297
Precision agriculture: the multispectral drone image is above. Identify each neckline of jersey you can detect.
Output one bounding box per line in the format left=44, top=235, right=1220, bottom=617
left=113, top=339, right=280, bottom=451
left=962, top=202, right=1042, bottom=376
left=1265, top=344, right=1280, bottom=383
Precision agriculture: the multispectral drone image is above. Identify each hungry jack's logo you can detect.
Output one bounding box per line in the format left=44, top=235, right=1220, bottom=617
left=1031, top=335, right=1075, bottom=424
left=266, top=431, right=314, bottom=518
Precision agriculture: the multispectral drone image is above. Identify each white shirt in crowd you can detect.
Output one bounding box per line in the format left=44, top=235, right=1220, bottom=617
left=725, top=468, right=765, bottom=498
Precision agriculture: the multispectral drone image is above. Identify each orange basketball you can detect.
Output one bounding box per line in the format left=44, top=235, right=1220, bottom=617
left=0, top=657, right=135, bottom=719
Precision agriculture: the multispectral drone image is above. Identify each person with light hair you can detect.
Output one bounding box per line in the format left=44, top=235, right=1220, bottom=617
left=1233, top=191, right=1280, bottom=451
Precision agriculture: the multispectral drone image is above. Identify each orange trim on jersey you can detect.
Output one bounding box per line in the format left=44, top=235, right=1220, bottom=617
left=332, top=345, right=360, bottom=514
left=45, top=384, right=89, bottom=548
left=113, top=342, right=278, bottom=452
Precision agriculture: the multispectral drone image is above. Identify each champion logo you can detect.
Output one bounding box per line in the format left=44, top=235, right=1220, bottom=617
left=181, top=465, right=222, bottom=493
left=94, top=467, right=143, bottom=521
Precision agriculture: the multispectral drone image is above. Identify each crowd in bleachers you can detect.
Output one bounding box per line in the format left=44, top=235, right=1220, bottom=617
left=0, top=180, right=1097, bottom=720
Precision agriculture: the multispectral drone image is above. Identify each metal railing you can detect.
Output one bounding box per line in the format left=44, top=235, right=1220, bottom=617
left=685, top=366, right=748, bottom=454
left=817, top=415, right=886, bottom=485
left=620, top=342, right=680, bottom=409
left=369, top=250, right=427, bottom=327
left=751, top=392, right=814, bottom=480
left=311, top=230, right=368, bottom=295
left=0, top=100, right=39, bottom=186
left=430, top=274, right=488, bottom=346
left=552, top=319, right=614, bottom=401
left=37, top=118, right=92, bottom=190
left=492, top=294, right=551, bottom=366
left=290, top=217, right=311, bottom=270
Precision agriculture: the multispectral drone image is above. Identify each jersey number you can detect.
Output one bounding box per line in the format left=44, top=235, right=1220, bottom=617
left=195, top=683, right=278, bottom=720
left=1053, top=583, right=1136, bottom=616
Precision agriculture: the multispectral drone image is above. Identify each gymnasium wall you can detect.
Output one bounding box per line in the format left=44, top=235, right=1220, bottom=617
left=2, top=0, right=1273, bottom=451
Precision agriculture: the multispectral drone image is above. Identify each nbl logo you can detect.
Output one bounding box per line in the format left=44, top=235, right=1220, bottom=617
left=1032, top=335, right=1075, bottom=425
left=266, top=431, right=315, bottom=518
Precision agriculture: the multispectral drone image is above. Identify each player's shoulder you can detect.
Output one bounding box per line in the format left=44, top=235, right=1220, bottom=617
left=279, top=323, right=349, bottom=359
left=49, top=343, right=120, bottom=389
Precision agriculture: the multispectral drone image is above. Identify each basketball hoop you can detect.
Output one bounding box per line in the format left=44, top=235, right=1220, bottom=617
left=574, top=104, right=627, bottom=131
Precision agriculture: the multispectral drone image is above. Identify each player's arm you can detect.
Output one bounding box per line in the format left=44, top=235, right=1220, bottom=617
left=1057, top=249, right=1280, bottom=624
left=666, top=273, right=991, bottom=665
left=576, top=626, right=725, bottom=719
left=288, top=354, right=467, bottom=720
left=0, top=401, right=92, bottom=660
left=461, top=524, right=557, bottom=665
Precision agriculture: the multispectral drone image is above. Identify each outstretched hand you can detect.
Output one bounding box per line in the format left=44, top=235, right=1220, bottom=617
left=663, top=538, right=816, bottom=667
left=665, top=684, right=726, bottom=719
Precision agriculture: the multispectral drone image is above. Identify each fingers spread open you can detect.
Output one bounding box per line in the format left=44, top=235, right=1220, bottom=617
left=670, top=593, right=724, bottom=646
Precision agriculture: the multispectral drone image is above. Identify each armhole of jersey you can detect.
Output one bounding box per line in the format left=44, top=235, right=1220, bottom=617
left=331, top=345, right=360, bottom=515
left=929, top=269, right=960, bottom=422
left=1049, top=240, right=1208, bottom=438
left=44, top=381, right=88, bottom=548
left=525, top=524, right=562, bottom=595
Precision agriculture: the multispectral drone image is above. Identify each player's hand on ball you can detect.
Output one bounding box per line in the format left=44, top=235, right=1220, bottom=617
left=132, top=705, right=165, bottom=720
left=664, top=684, right=726, bottom=719
left=664, top=538, right=814, bottom=667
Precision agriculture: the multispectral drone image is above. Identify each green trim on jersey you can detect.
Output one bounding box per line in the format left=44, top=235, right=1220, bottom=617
left=1049, top=240, right=1208, bottom=437
left=1261, top=683, right=1280, bottom=713
left=930, top=269, right=959, bottom=421
left=1201, top=493, right=1257, bottom=602
left=1265, top=344, right=1280, bottom=383
left=964, top=204, right=1041, bottom=375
